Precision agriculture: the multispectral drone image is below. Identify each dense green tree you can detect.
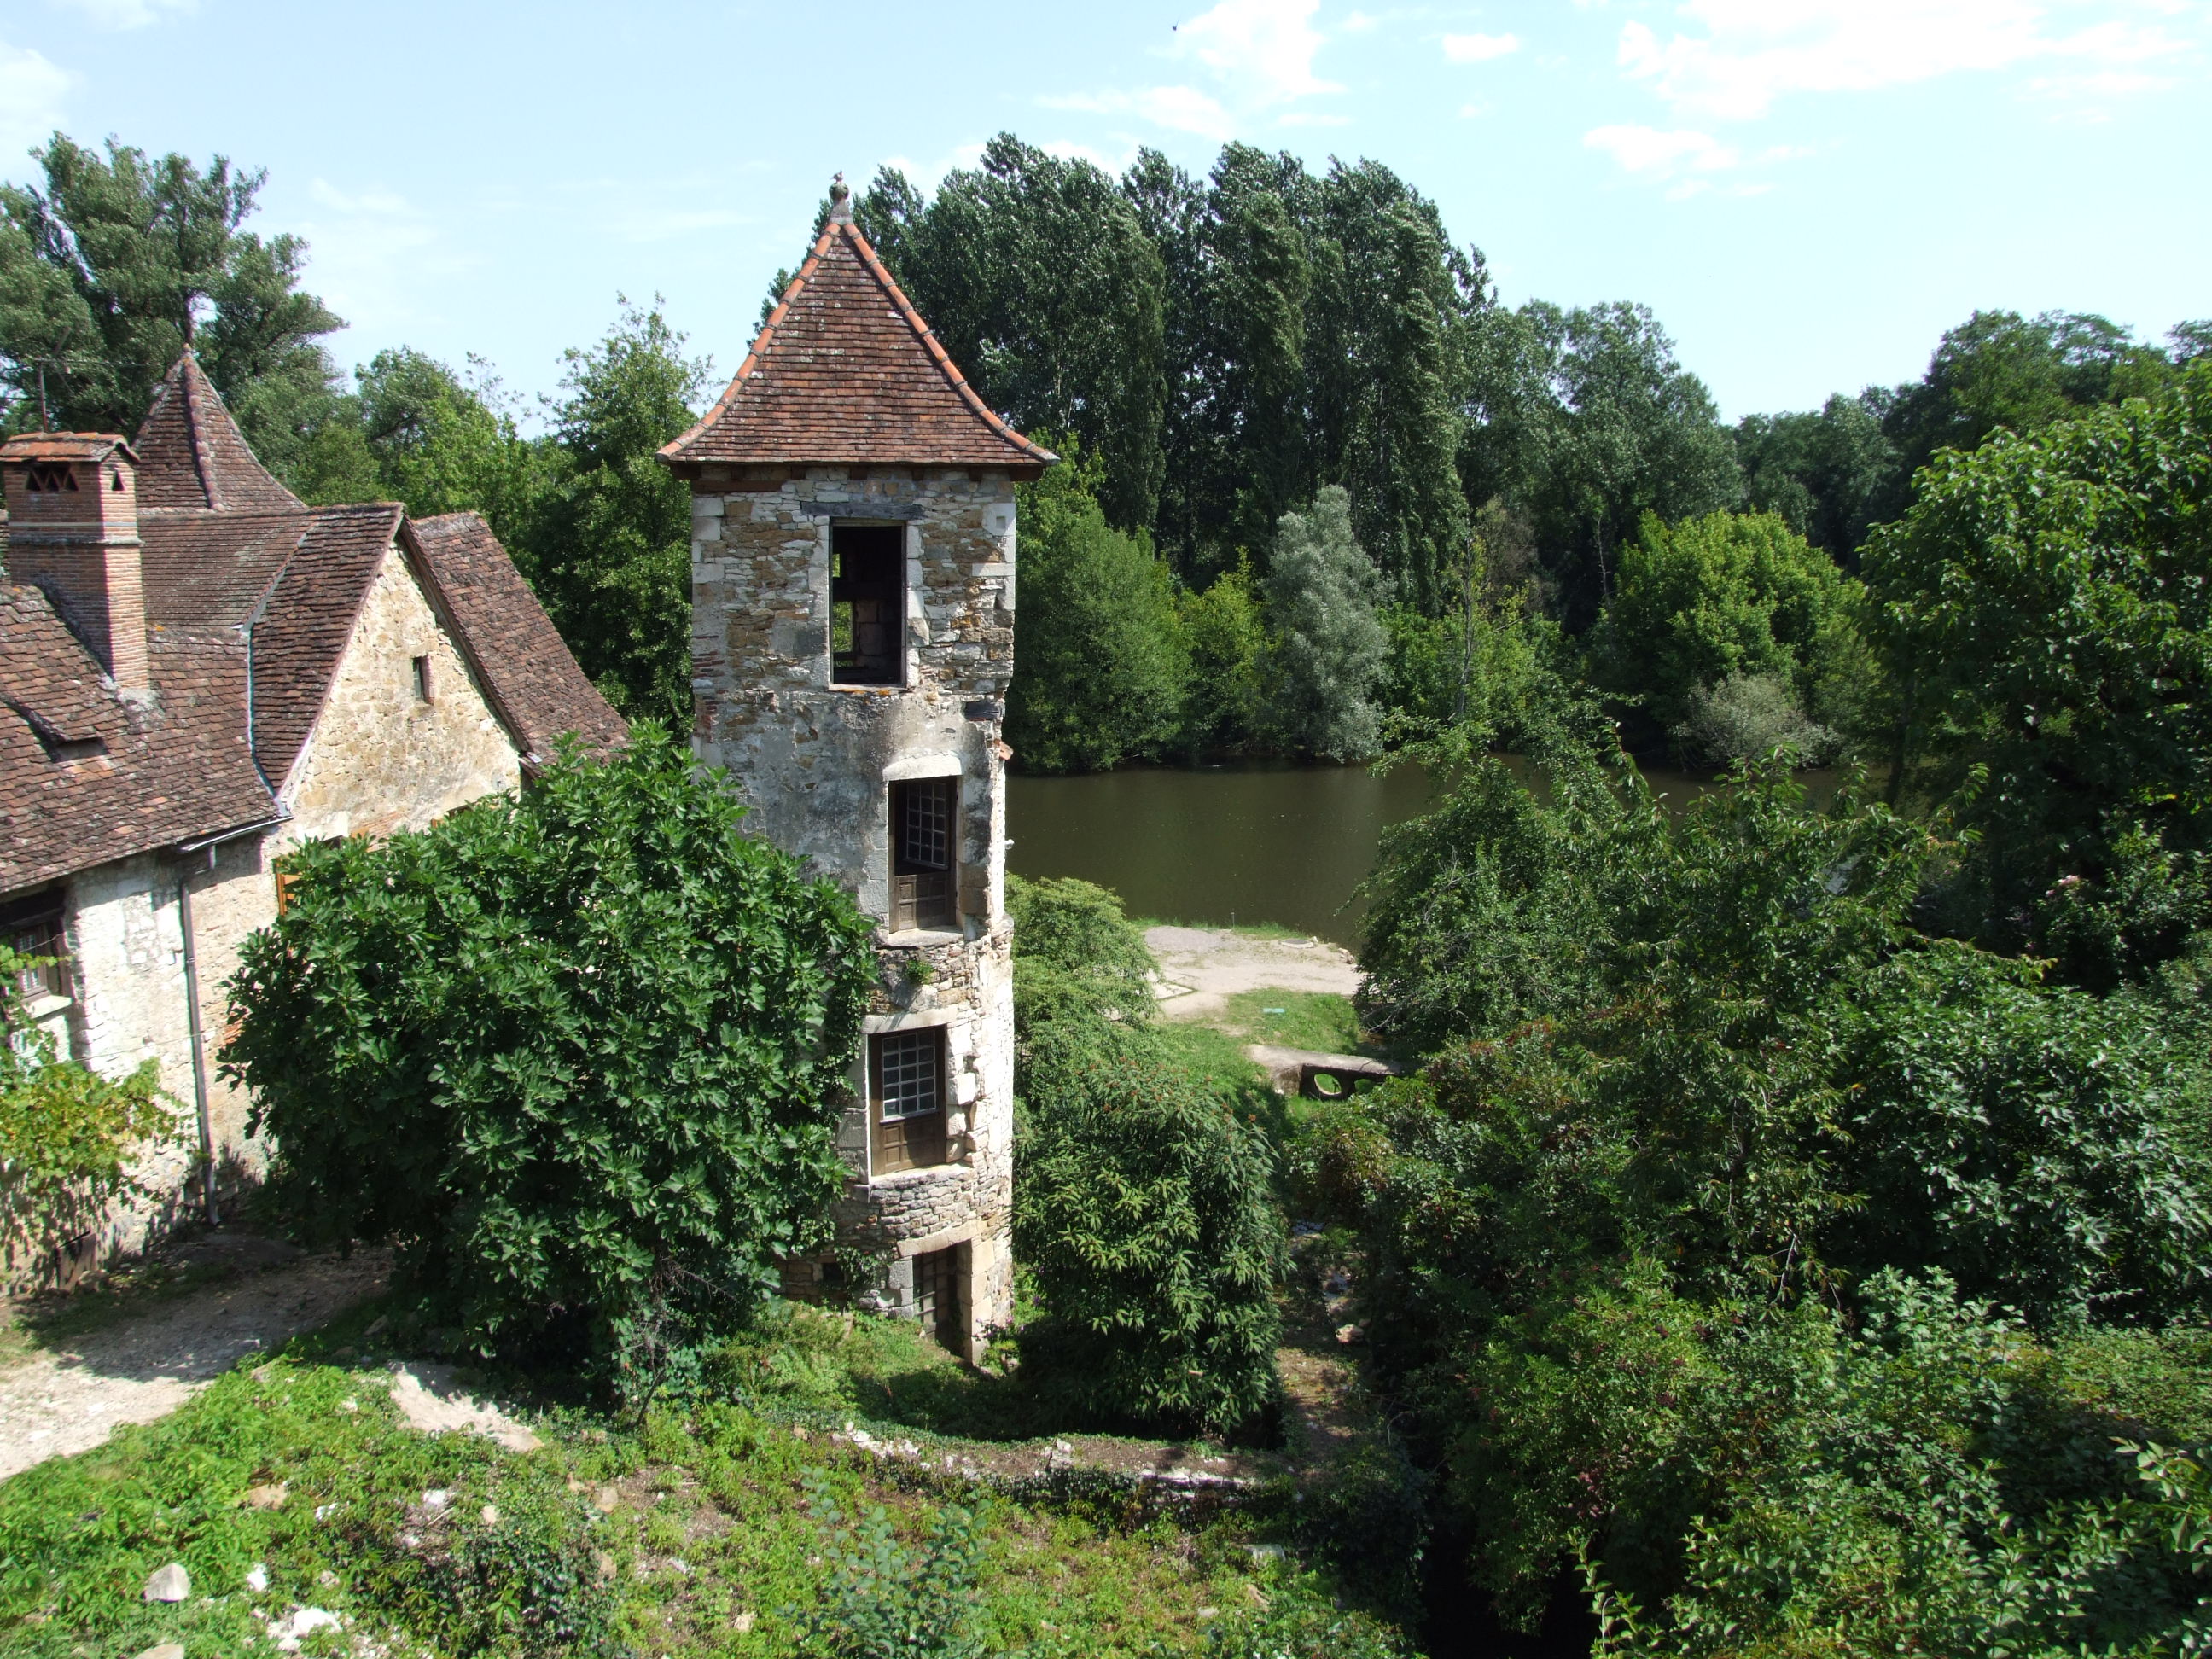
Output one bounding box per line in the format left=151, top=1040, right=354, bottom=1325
left=888, top=137, right=1167, bottom=534
left=1176, top=560, right=1271, bottom=758
left=522, top=299, right=707, bottom=726
left=1467, top=302, right=1738, bottom=630
left=0, top=135, right=345, bottom=476
left=355, top=348, right=546, bottom=541
left=1735, top=392, right=1899, bottom=567
left=1865, top=359, right=2212, bottom=983
left=1265, top=486, right=1389, bottom=761
left=1004, top=439, right=1188, bottom=773
left=1590, top=509, right=1873, bottom=758
left=1878, top=310, right=2182, bottom=514
left=224, top=726, right=876, bottom=1396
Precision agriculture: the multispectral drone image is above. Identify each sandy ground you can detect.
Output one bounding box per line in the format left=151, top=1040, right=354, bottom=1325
left=0, top=1239, right=389, bottom=1480
left=1145, top=924, right=1360, bottom=1024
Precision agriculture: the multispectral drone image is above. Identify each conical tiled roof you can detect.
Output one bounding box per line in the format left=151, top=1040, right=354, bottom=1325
left=135, top=352, right=306, bottom=512
left=661, top=209, right=1055, bottom=477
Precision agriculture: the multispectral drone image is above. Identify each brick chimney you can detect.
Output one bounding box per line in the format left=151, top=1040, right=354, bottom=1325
left=1, top=434, right=148, bottom=695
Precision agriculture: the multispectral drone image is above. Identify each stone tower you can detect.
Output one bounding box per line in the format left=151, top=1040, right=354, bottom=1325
left=660, top=179, right=1054, bottom=1360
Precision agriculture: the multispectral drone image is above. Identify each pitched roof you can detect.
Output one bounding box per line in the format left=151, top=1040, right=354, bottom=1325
left=409, top=513, right=626, bottom=768
left=661, top=209, right=1056, bottom=477
left=0, top=586, right=273, bottom=894
left=135, top=353, right=306, bottom=512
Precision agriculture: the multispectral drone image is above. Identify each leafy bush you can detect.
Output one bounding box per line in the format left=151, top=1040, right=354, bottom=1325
left=795, top=1472, right=989, bottom=1659
left=1204, top=1571, right=1417, bottom=1658
left=1592, top=509, right=1871, bottom=748
left=0, top=944, right=173, bottom=1273
left=1015, top=1031, right=1284, bottom=1436
left=407, top=1482, right=617, bottom=1657
left=1667, top=670, right=1841, bottom=769
left=223, top=725, right=876, bottom=1394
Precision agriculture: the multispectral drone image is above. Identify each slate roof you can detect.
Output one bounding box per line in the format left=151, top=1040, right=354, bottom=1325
left=135, top=353, right=306, bottom=512
left=410, top=513, right=626, bottom=767
left=661, top=208, right=1056, bottom=477
left=0, top=358, right=624, bottom=897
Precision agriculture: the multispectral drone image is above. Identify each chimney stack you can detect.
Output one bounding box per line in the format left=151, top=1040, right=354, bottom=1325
left=0, top=434, right=148, bottom=695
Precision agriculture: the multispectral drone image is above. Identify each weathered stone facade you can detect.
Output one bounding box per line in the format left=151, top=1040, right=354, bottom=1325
left=281, top=548, right=521, bottom=844
left=689, top=465, right=1020, bottom=1359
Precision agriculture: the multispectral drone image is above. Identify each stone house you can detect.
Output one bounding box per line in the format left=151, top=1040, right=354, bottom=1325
left=662, top=178, right=1054, bottom=1361
left=0, top=354, right=623, bottom=1280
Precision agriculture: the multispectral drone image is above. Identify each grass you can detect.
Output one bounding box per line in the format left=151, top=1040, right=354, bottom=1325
left=1215, top=991, right=1381, bottom=1058
left=1132, top=917, right=1316, bottom=943
left=0, top=1295, right=1419, bottom=1658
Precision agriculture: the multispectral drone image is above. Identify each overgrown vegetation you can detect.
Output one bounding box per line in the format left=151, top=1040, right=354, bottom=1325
left=0, top=946, right=173, bottom=1284
left=223, top=727, right=876, bottom=1399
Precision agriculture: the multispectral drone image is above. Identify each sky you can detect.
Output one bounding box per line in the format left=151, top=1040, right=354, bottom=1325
left=3, top=0, right=2208, bottom=423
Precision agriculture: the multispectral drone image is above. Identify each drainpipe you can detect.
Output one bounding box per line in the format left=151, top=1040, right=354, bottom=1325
left=177, top=849, right=218, bottom=1227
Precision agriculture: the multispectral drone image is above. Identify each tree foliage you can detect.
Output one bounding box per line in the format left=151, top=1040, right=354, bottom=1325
left=1265, top=486, right=1388, bottom=761
left=0, top=135, right=346, bottom=474
left=0, top=947, right=173, bottom=1272
left=1866, top=359, right=2212, bottom=983
left=222, top=727, right=876, bottom=1394
left=1007, top=876, right=1283, bottom=1435
left=1004, top=438, right=1189, bottom=773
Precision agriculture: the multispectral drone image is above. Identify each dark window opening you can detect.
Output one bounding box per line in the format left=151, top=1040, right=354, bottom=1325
left=830, top=524, right=905, bottom=685
left=410, top=655, right=432, bottom=701
left=24, top=462, right=76, bottom=494
left=870, top=1027, right=947, bottom=1173
left=110, top=469, right=125, bottom=492
left=889, top=777, right=958, bottom=932
left=2, top=891, right=69, bottom=1002
left=913, top=1244, right=965, bottom=1352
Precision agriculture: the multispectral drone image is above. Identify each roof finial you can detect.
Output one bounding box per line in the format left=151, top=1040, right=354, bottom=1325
left=828, top=172, right=853, bottom=226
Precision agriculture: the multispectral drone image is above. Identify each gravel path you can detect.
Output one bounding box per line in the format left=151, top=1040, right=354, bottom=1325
left=1145, top=924, right=1359, bottom=1022
left=0, top=1241, right=389, bottom=1481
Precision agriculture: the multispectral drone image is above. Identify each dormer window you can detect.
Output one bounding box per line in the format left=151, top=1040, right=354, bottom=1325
left=24, top=462, right=76, bottom=493
left=830, top=523, right=905, bottom=685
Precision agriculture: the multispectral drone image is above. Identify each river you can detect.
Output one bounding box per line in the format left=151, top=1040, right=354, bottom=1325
left=1006, top=757, right=1847, bottom=946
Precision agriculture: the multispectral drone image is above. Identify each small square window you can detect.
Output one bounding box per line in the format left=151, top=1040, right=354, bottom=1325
left=1, top=891, right=69, bottom=1002
left=410, top=655, right=432, bottom=701
left=870, top=1027, right=948, bottom=1173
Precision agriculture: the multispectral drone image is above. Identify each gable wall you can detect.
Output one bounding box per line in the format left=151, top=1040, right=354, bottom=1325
left=277, top=545, right=521, bottom=847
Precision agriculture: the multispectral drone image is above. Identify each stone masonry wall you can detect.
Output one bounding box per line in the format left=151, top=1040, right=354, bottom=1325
left=280, top=545, right=521, bottom=843
left=690, top=465, right=1020, bottom=1356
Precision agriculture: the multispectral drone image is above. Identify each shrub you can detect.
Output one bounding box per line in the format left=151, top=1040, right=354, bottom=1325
left=1668, top=671, right=1842, bottom=769
left=0, top=945, right=173, bottom=1273
left=223, top=725, right=876, bottom=1394
left=1015, top=1030, right=1284, bottom=1436
left=1265, top=486, right=1388, bottom=763
left=794, top=1472, right=988, bottom=1659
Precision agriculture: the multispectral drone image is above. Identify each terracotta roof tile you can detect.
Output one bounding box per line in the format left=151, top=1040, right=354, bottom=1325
left=135, top=354, right=305, bottom=512
left=0, top=586, right=273, bottom=895
left=661, top=219, right=1056, bottom=475
left=245, top=504, right=404, bottom=786
left=0, top=434, right=136, bottom=464
left=409, top=512, right=626, bottom=766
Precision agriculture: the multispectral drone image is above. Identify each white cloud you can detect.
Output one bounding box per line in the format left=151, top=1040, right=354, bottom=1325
left=1043, top=0, right=1342, bottom=143
left=1585, top=123, right=1741, bottom=177
left=1173, top=0, right=1340, bottom=102
left=46, top=0, right=195, bottom=29
left=1618, top=0, right=2202, bottom=119
left=1443, top=32, right=1521, bottom=62
left=294, top=180, right=451, bottom=335
left=0, top=40, right=73, bottom=169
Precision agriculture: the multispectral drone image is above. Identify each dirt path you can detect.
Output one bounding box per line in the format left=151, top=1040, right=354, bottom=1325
left=0, top=1240, right=388, bottom=1481
left=1146, top=924, right=1359, bottom=1023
